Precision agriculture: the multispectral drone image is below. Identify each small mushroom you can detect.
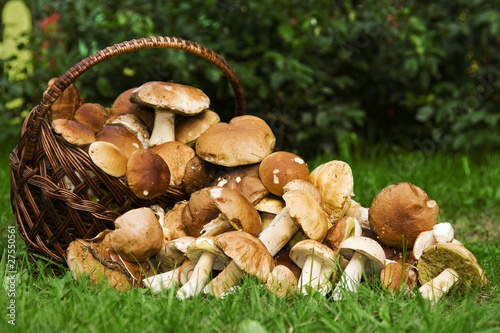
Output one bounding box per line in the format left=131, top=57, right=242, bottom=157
left=369, top=182, right=439, bottom=249
left=105, top=113, right=150, bottom=149
left=126, top=149, right=171, bottom=200
left=195, top=115, right=276, bottom=167
left=413, top=222, right=455, bottom=261
left=109, top=207, right=164, bottom=262
left=266, top=265, right=298, bottom=298
left=88, top=141, right=128, bottom=177
left=130, top=81, right=210, bottom=147
left=110, top=87, right=155, bottom=130
left=290, top=239, right=337, bottom=295
left=309, top=160, right=354, bottom=227
left=324, top=216, right=361, bottom=255
left=156, top=236, right=195, bottom=272
left=345, top=199, right=370, bottom=230
left=162, top=201, right=189, bottom=242
left=183, top=187, right=261, bottom=237
left=73, top=103, right=110, bottom=133
left=258, top=151, right=309, bottom=196
left=176, top=236, right=230, bottom=299
left=203, top=231, right=275, bottom=298
left=182, top=155, right=220, bottom=195
left=380, top=260, right=418, bottom=294
left=417, top=243, right=487, bottom=304
left=332, top=236, right=386, bottom=300
left=175, top=109, right=220, bottom=146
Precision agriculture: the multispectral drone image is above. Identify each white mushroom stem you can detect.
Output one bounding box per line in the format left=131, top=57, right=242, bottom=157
left=332, top=252, right=366, bottom=300
left=317, top=265, right=335, bottom=296
left=143, top=267, right=181, bottom=294
left=258, top=208, right=299, bottom=257
left=149, top=110, right=176, bottom=147
left=419, top=268, right=459, bottom=304
left=202, top=208, right=298, bottom=298
left=200, top=214, right=232, bottom=236
left=203, top=260, right=245, bottom=298
left=433, top=222, right=454, bottom=243
left=298, top=254, right=324, bottom=294
left=176, top=252, right=216, bottom=299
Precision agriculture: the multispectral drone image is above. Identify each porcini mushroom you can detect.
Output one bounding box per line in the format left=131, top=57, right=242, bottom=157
left=156, top=236, right=195, bottom=272
left=73, top=103, right=109, bottom=133
left=259, top=151, right=309, bottom=196
left=417, top=243, right=487, bottom=304
left=413, top=222, right=455, bottom=261
left=203, top=231, right=275, bottom=298
left=309, top=160, right=354, bottom=227
left=109, top=207, right=164, bottom=262
left=150, top=141, right=196, bottom=186
left=380, top=260, right=418, bottom=294
left=88, top=141, right=128, bottom=178
left=290, top=239, right=337, bottom=295
left=52, top=119, right=96, bottom=146
left=175, top=109, right=220, bottom=146
left=369, top=182, right=439, bottom=249
left=176, top=236, right=230, bottom=299
left=110, top=87, right=155, bottom=130
left=332, top=236, right=386, bottom=300
left=130, top=81, right=210, bottom=147
left=126, top=149, right=171, bottom=200
left=195, top=115, right=276, bottom=167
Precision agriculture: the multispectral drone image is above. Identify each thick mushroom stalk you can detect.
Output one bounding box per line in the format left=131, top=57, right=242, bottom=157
left=416, top=243, right=487, bottom=304
left=130, top=81, right=210, bottom=147
left=143, top=267, right=182, bottom=294
left=200, top=213, right=232, bottom=236
left=332, top=236, right=385, bottom=300
left=290, top=240, right=336, bottom=295
left=419, top=268, right=460, bottom=303
left=176, top=236, right=229, bottom=299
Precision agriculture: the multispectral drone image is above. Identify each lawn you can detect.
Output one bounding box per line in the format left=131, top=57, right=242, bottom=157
left=1, top=138, right=499, bottom=333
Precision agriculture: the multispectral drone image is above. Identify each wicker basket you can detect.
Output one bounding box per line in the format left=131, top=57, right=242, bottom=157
left=10, top=36, right=246, bottom=264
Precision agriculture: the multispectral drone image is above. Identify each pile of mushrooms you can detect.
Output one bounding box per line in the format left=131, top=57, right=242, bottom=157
left=58, top=79, right=486, bottom=302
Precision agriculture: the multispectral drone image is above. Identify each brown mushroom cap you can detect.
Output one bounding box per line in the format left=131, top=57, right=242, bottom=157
left=126, top=149, right=171, bottom=200
left=162, top=201, right=189, bottom=242
left=369, top=182, right=439, bottom=249
left=182, top=156, right=220, bottom=195
left=416, top=242, right=487, bottom=292
left=73, top=103, right=109, bottom=133
left=52, top=119, right=96, bottom=146
left=380, top=261, right=418, bottom=293
left=105, top=113, right=151, bottom=149
left=175, top=110, right=220, bottom=146
left=150, top=141, right=196, bottom=186
left=46, top=77, right=85, bottom=122
left=130, top=81, right=210, bottom=115
left=259, top=151, right=309, bottom=196
left=195, top=115, right=276, bottom=167
left=208, top=187, right=262, bottom=237
left=88, top=141, right=128, bottom=177
left=266, top=265, right=298, bottom=298
left=283, top=190, right=328, bottom=242
left=282, top=179, right=324, bottom=208
left=96, top=124, right=143, bottom=159
left=211, top=164, right=269, bottom=205
left=109, top=207, right=164, bottom=262
left=182, top=187, right=223, bottom=237
left=215, top=231, right=275, bottom=282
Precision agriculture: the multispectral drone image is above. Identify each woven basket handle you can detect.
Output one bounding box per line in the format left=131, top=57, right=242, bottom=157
left=21, top=36, right=246, bottom=163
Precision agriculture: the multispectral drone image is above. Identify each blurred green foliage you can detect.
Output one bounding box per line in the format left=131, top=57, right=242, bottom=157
left=1, top=0, right=500, bottom=157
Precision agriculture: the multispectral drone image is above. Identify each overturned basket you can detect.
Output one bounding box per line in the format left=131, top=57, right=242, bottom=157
left=10, top=36, right=246, bottom=264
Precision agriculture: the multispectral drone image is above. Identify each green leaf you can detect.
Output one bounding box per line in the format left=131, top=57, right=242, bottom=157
left=278, top=23, right=294, bottom=43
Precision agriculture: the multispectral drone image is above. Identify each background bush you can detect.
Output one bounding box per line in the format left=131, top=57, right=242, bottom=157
left=2, top=0, right=500, bottom=158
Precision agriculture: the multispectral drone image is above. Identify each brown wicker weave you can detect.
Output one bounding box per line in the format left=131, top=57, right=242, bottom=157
left=10, top=36, right=246, bottom=264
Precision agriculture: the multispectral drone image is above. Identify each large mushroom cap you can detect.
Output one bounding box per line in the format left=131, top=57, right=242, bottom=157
left=195, top=115, right=276, bottom=167
left=130, top=81, right=210, bottom=116
left=416, top=242, right=487, bottom=291
left=150, top=141, right=196, bottom=186
left=52, top=119, right=96, bottom=146
left=175, top=110, right=220, bottom=145
left=109, top=207, right=164, bottom=262
left=126, top=149, right=171, bottom=200
left=369, top=182, right=439, bottom=249
left=215, top=231, right=275, bottom=282
left=259, top=151, right=309, bottom=196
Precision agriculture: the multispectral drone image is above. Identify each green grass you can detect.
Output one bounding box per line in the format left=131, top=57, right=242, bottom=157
left=1, top=140, right=500, bottom=333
